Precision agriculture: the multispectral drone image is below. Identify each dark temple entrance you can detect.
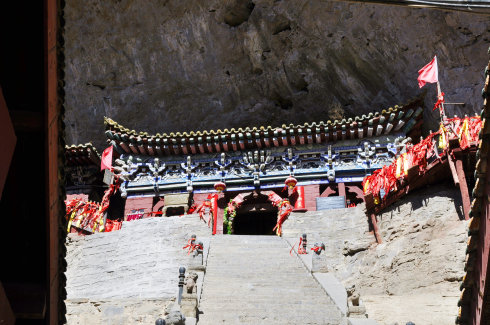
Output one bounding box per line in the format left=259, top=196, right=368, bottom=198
left=233, top=194, right=278, bottom=235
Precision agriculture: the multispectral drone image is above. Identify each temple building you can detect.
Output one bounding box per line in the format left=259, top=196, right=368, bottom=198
left=94, top=97, right=424, bottom=235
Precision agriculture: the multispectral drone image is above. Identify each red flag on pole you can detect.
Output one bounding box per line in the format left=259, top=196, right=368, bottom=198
left=417, top=56, right=438, bottom=88
left=101, top=145, right=113, bottom=171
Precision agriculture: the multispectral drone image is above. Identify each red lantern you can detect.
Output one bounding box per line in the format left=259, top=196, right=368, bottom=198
left=285, top=176, right=297, bottom=189
left=214, top=181, right=226, bottom=192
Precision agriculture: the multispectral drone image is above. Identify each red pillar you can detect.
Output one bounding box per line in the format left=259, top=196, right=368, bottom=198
left=211, top=194, right=218, bottom=235
left=338, top=182, right=347, bottom=208
left=293, top=186, right=307, bottom=212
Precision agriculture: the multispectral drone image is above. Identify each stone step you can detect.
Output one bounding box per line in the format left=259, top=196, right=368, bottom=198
left=199, top=304, right=341, bottom=314
left=199, top=304, right=340, bottom=311
left=198, top=311, right=341, bottom=320
left=198, top=290, right=328, bottom=298
left=201, top=280, right=322, bottom=287
left=199, top=297, right=331, bottom=304
left=197, top=314, right=342, bottom=325
left=198, top=236, right=345, bottom=324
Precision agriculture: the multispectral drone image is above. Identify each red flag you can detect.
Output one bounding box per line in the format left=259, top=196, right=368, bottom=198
left=100, top=145, right=113, bottom=171
left=417, top=56, right=438, bottom=88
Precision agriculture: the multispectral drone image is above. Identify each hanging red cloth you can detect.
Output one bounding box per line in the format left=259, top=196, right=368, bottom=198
left=272, top=199, right=293, bottom=236
left=289, top=236, right=307, bottom=255
left=432, top=92, right=445, bottom=114
left=182, top=238, right=203, bottom=255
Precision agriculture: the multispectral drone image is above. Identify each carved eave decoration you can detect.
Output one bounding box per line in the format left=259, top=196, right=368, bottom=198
left=104, top=97, right=424, bottom=157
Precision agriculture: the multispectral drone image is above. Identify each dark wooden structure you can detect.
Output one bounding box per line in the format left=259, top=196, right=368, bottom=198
left=0, top=0, right=64, bottom=324
left=457, top=57, right=490, bottom=325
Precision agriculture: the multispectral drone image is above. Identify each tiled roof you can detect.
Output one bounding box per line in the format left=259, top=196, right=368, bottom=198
left=65, top=143, right=101, bottom=167
left=104, top=97, right=424, bottom=156
left=457, top=55, right=490, bottom=324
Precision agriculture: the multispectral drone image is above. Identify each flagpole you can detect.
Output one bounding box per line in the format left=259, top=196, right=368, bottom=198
left=437, top=81, right=446, bottom=122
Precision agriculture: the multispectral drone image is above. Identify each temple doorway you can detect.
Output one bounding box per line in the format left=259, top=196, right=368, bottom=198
left=232, top=193, right=278, bottom=235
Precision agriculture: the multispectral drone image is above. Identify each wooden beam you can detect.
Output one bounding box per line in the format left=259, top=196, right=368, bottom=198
left=448, top=154, right=460, bottom=186
left=455, top=158, right=471, bottom=220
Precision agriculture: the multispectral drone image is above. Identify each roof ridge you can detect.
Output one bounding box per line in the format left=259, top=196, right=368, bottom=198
left=104, top=97, right=423, bottom=138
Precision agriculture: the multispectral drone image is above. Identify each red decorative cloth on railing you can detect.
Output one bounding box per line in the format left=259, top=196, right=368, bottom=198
left=290, top=236, right=308, bottom=255
left=196, top=197, right=213, bottom=226
left=362, top=115, right=482, bottom=204
left=105, top=219, right=123, bottom=232
left=362, top=131, right=440, bottom=200
left=182, top=238, right=203, bottom=255
left=126, top=213, right=143, bottom=221
left=187, top=204, right=197, bottom=214
left=311, top=245, right=324, bottom=253
left=445, top=116, right=482, bottom=150
left=65, top=175, right=121, bottom=233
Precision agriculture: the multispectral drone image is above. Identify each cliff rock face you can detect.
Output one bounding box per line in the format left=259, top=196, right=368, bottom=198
left=63, top=0, right=489, bottom=150
left=283, top=184, right=467, bottom=324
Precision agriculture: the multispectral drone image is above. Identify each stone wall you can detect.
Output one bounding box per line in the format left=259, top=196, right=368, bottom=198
left=123, top=196, right=153, bottom=219
left=63, top=0, right=489, bottom=150
left=65, top=215, right=211, bottom=324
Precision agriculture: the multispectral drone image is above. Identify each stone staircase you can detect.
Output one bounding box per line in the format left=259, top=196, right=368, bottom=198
left=198, top=235, right=344, bottom=325
left=282, top=206, right=375, bottom=280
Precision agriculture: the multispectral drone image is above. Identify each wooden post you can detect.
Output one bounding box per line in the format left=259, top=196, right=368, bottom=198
left=45, top=0, right=62, bottom=322
left=370, top=213, right=382, bottom=244
left=448, top=154, right=460, bottom=186
left=338, top=182, right=347, bottom=208
left=455, top=158, right=471, bottom=220
left=211, top=194, right=218, bottom=235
